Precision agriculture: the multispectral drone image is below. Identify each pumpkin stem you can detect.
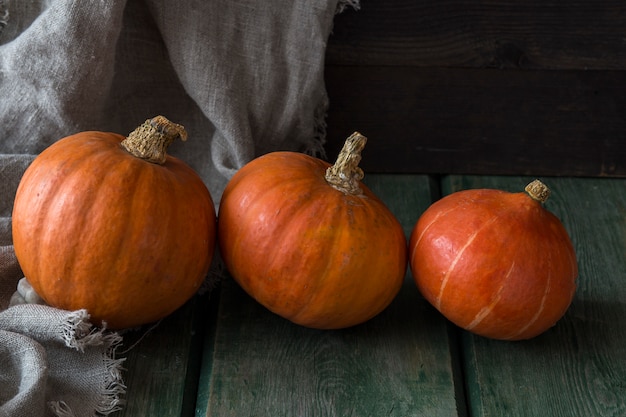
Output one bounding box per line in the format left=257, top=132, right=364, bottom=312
left=525, top=179, right=551, bottom=203
left=121, top=115, right=188, bottom=164
left=325, top=132, right=367, bottom=195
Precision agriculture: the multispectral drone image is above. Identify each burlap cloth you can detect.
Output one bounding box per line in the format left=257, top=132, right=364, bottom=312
left=0, top=0, right=357, bottom=415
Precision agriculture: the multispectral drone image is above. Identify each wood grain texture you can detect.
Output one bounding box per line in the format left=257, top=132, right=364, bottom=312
left=324, top=66, right=626, bottom=177
left=328, top=0, right=626, bottom=70
left=442, top=176, right=626, bottom=417
left=118, top=295, right=209, bottom=417
left=196, top=175, right=464, bottom=417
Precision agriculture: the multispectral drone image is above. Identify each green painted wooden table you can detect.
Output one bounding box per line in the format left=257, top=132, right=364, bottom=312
left=115, top=175, right=626, bottom=417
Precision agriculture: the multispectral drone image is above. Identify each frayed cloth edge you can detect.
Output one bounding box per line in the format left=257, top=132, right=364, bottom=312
left=321, top=0, right=360, bottom=159
left=95, top=355, right=127, bottom=415
left=48, top=401, right=77, bottom=417
left=61, top=309, right=123, bottom=352
left=336, top=0, right=360, bottom=14
left=58, top=310, right=127, bottom=416
left=304, top=91, right=329, bottom=160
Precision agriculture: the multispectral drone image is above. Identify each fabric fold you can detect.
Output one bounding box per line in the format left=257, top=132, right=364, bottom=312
left=0, top=330, right=48, bottom=417
left=0, top=0, right=128, bottom=154
left=0, top=305, right=125, bottom=417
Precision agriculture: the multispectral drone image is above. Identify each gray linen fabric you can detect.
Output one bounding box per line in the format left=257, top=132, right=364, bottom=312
left=0, top=305, right=125, bottom=417
left=0, top=0, right=347, bottom=203
left=0, top=0, right=357, bottom=415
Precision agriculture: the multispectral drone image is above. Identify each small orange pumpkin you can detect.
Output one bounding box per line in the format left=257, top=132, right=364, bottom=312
left=409, top=180, right=577, bottom=340
left=217, top=132, right=407, bottom=329
left=12, top=116, right=216, bottom=329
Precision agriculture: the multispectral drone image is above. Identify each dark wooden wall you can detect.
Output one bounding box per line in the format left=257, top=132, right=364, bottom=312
left=323, top=1, right=626, bottom=177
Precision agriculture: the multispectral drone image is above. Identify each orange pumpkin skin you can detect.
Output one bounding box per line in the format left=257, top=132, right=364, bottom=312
left=218, top=148, right=407, bottom=329
left=409, top=183, right=577, bottom=340
left=12, top=125, right=216, bottom=329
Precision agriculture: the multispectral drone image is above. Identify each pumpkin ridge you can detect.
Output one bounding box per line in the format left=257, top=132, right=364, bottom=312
left=436, top=216, right=499, bottom=310
left=15, top=165, right=70, bottom=291
left=59, top=146, right=140, bottom=311
left=504, top=253, right=553, bottom=340
left=410, top=206, right=456, bottom=263
left=21, top=141, right=100, bottom=305
left=111, top=160, right=213, bottom=324
left=102, top=158, right=156, bottom=314
left=287, top=195, right=363, bottom=326
left=262, top=180, right=343, bottom=316
left=281, top=201, right=339, bottom=324
left=228, top=153, right=325, bottom=210
left=50, top=149, right=113, bottom=290
left=312, top=197, right=407, bottom=326
left=225, top=174, right=316, bottom=300
left=465, top=261, right=515, bottom=331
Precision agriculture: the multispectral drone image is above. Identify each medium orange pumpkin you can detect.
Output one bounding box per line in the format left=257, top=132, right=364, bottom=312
left=409, top=180, right=577, bottom=340
left=12, top=116, right=216, bottom=329
left=217, top=132, right=407, bottom=329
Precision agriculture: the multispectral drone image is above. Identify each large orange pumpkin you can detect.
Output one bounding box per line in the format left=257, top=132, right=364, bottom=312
left=217, top=132, right=407, bottom=329
left=12, top=116, right=216, bottom=329
left=409, top=180, right=577, bottom=340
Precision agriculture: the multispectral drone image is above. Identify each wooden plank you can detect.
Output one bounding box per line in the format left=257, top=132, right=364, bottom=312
left=119, top=293, right=210, bottom=417
left=323, top=66, right=626, bottom=177
left=441, top=176, right=626, bottom=416
left=196, top=175, right=465, bottom=417
left=328, top=0, right=626, bottom=70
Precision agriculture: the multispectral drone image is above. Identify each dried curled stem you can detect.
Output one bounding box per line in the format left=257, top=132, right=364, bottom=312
left=325, top=132, right=367, bottom=195
left=121, top=115, right=187, bottom=165
left=525, top=179, right=551, bottom=203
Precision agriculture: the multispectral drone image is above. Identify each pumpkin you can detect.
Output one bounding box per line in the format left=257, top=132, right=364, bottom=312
left=409, top=180, right=577, bottom=340
left=217, top=132, right=407, bottom=329
left=11, top=116, right=216, bottom=329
